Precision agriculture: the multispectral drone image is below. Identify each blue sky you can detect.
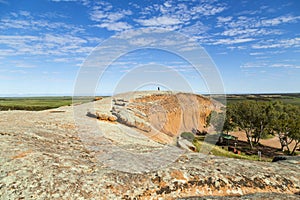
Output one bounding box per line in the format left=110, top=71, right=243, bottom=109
left=0, top=0, right=299, bottom=96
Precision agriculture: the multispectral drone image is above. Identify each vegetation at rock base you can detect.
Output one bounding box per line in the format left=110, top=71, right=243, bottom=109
left=227, top=101, right=273, bottom=149
left=269, top=102, right=300, bottom=155
left=206, top=100, right=300, bottom=155
left=181, top=132, right=195, bottom=142
left=206, top=110, right=235, bottom=134
left=193, top=140, right=272, bottom=162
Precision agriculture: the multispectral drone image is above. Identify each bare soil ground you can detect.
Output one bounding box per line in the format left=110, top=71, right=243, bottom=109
left=230, top=131, right=298, bottom=150
left=222, top=131, right=299, bottom=160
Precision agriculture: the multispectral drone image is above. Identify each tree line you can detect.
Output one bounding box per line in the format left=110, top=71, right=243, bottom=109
left=207, top=101, right=300, bottom=155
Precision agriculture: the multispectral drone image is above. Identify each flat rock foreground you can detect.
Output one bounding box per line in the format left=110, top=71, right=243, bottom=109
left=0, top=92, right=299, bottom=199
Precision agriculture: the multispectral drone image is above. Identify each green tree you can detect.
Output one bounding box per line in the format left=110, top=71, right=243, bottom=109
left=208, top=101, right=299, bottom=153
left=206, top=110, right=225, bottom=132
left=228, top=101, right=272, bottom=149
left=222, top=107, right=235, bottom=134
left=230, top=101, right=256, bottom=149
left=252, top=102, right=273, bottom=144
left=287, top=105, right=300, bottom=154
left=205, top=108, right=235, bottom=134
left=269, top=102, right=300, bottom=154
left=270, top=102, right=293, bottom=152
left=289, top=111, right=300, bottom=155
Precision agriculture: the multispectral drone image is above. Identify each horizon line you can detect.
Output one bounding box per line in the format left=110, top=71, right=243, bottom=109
left=1, top=91, right=300, bottom=98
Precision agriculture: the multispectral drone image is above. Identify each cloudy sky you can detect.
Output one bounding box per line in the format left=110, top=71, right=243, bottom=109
left=0, top=0, right=299, bottom=96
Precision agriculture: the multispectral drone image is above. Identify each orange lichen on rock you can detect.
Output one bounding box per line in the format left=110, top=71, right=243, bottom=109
left=170, top=170, right=187, bottom=181
left=11, top=150, right=32, bottom=159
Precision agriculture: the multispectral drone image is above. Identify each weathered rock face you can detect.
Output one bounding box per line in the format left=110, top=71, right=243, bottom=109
left=112, top=108, right=152, bottom=132
left=0, top=92, right=299, bottom=199
left=96, top=91, right=218, bottom=144
left=132, top=93, right=214, bottom=135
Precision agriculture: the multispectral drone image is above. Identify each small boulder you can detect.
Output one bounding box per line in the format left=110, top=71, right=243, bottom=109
left=108, top=115, right=117, bottom=122
left=96, top=112, right=117, bottom=122
left=272, top=156, right=300, bottom=163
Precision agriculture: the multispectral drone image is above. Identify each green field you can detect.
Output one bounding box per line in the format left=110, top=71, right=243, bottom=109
left=0, top=97, right=73, bottom=111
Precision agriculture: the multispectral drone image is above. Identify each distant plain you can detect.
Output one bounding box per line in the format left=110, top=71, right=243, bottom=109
left=0, top=93, right=299, bottom=111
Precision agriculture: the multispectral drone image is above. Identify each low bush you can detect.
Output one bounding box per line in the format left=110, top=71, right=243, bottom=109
left=180, top=132, right=195, bottom=142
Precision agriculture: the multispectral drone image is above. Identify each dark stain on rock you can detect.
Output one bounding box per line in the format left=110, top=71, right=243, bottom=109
left=156, top=185, right=172, bottom=195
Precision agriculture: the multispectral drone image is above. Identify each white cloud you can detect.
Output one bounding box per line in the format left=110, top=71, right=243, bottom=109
left=190, top=4, right=227, bottom=16
left=136, top=16, right=182, bottom=27
left=241, top=62, right=300, bottom=69
left=43, top=34, right=87, bottom=45
left=237, top=9, right=260, bottom=16
left=164, top=1, right=172, bottom=8
left=15, top=63, right=36, bottom=68
left=0, top=49, right=15, bottom=57
left=95, top=21, right=132, bottom=31
left=53, top=58, right=71, bottom=63
left=0, top=35, right=38, bottom=46
left=85, top=36, right=103, bottom=44
left=216, top=52, right=228, bottom=55
left=180, top=21, right=210, bottom=36
left=249, top=52, right=264, bottom=56
left=9, top=70, right=28, bottom=74
left=221, top=28, right=282, bottom=37
left=0, top=34, right=93, bottom=57
left=37, top=12, right=67, bottom=19
left=89, top=2, right=132, bottom=31
left=0, top=12, right=85, bottom=33
left=52, top=57, right=84, bottom=63
left=252, top=37, right=300, bottom=49
left=0, top=9, right=102, bottom=62
left=212, top=38, right=255, bottom=45
left=19, top=11, right=30, bottom=17
left=136, top=1, right=226, bottom=31
left=0, top=19, right=31, bottom=29
left=240, top=62, right=267, bottom=68
left=113, top=27, right=201, bottom=53
left=128, top=37, right=157, bottom=46
left=259, top=15, right=300, bottom=27
left=214, top=14, right=299, bottom=49
left=249, top=50, right=285, bottom=56
left=90, top=9, right=132, bottom=22
left=217, top=16, right=232, bottom=23
left=218, top=14, right=300, bottom=31
left=50, top=0, right=90, bottom=5
left=270, top=63, right=300, bottom=68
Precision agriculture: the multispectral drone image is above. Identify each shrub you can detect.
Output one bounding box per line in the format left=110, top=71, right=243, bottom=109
left=181, top=132, right=195, bottom=142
